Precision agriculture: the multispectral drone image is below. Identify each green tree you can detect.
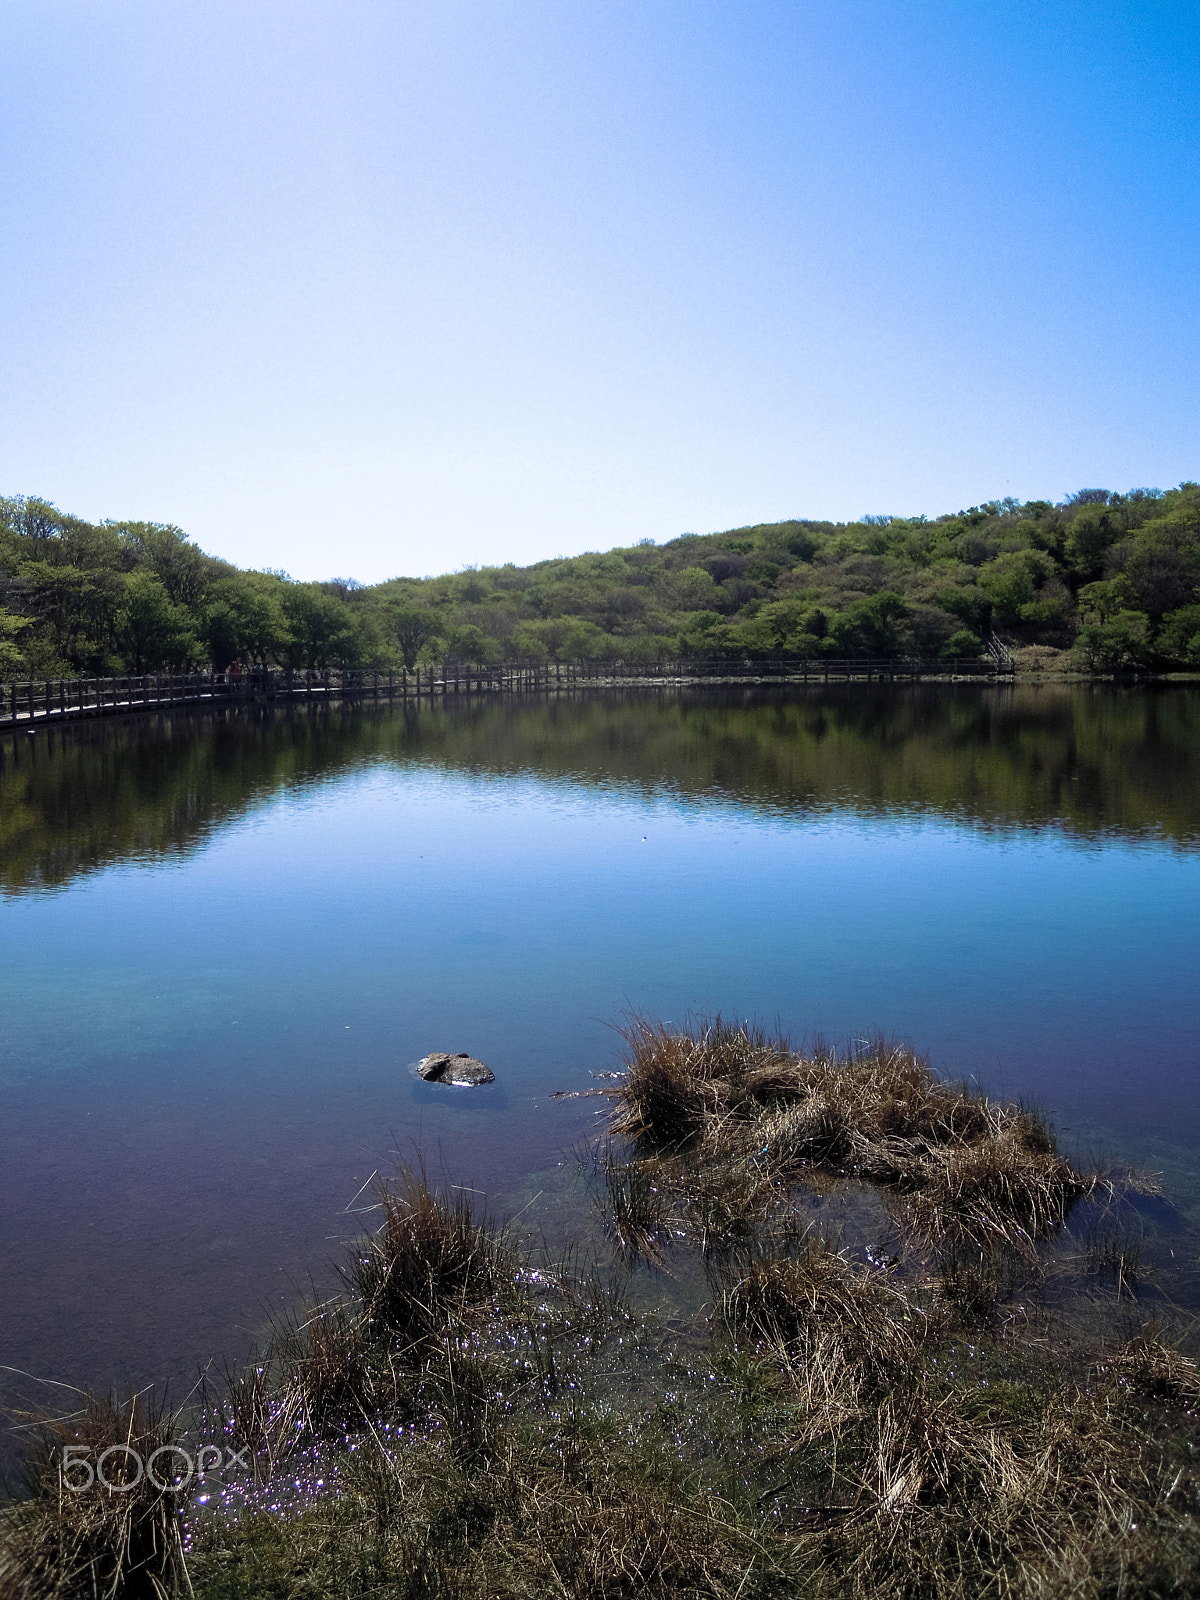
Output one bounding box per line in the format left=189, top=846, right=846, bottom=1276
left=18, top=560, right=126, bottom=668
left=1072, top=610, right=1150, bottom=671
left=509, top=627, right=549, bottom=660
left=0, top=609, right=31, bottom=674
left=674, top=611, right=733, bottom=656
left=941, top=628, right=983, bottom=657
left=281, top=585, right=359, bottom=670
left=114, top=573, right=201, bottom=670
left=1077, top=579, right=1129, bottom=624
left=1064, top=506, right=1118, bottom=579
left=117, top=523, right=217, bottom=608
left=383, top=603, right=442, bottom=669
left=979, top=552, right=1052, bottom=626
left=557, top=620, right=612, bottom=661
left=827, top=592, right=910, bottom=657
left=1123, top=545, right=1199, bottom=620
left=1156, top=604, right=1200, bottom=665
left=201, top=576, right=292, bottom=669
left=446, top=623, right=487, bottom=664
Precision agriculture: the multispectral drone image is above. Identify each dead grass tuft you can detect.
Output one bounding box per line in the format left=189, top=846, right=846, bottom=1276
left=612, top=1015, right=1092, bottom=1251
left=0, top=1391, right=187, bottom=1600
left=345, top=1164, right=516, bottom=1354
left=1100, top=1325, right=1200, bottom=1409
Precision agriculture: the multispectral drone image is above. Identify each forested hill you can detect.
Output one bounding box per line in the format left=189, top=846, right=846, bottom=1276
left=2, top=485, right=1199, bottom=678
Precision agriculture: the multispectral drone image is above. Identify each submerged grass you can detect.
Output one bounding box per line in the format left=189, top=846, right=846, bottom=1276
left=4, top=1021, right=1198, bottom=1599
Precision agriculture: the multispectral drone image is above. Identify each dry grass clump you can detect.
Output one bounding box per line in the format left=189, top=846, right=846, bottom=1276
left=198, top=1167, right=527, bottom=1472
left=718, top=1240, right=926, bottom=1446
left=610, top=1016, right=804, bottom=1146
left=344, top=1164, right=518, bottom=1354
left=715, top=1241, right=1200, bottom=1599
left=0, top=1392, right=187, bottom=1600
left=214, top=1299, right=382, bottom=1474
left=611, top=1015, right=1091, bottom=1249
left=1099, top=1326, right=1200, bottom=1409
left=719, top=1241, right=919, bottom=1374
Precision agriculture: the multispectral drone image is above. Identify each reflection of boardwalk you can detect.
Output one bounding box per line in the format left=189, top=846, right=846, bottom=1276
left=0, top=656, right=1009, bottom=729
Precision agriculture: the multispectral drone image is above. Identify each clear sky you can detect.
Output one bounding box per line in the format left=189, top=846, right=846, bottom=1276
left=2, top=1, right=1197, bottom=583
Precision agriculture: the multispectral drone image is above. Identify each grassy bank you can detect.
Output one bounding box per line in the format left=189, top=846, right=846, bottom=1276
left=3, top=1023, right=1198, bottom=1599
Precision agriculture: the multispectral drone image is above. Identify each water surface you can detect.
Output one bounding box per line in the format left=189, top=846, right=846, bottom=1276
left=2, top=684, right=1198, bottom=1431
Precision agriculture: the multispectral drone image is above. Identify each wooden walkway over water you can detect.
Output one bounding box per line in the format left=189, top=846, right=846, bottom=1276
left=0, top=655, right=1011, bottom=730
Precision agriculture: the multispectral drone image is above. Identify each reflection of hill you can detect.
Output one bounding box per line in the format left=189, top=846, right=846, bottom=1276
left=2, top=684, right=1198, bottom=894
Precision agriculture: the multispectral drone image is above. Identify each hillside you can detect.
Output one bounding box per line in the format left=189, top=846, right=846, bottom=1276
left=2, top=485, right=1199, bottom=678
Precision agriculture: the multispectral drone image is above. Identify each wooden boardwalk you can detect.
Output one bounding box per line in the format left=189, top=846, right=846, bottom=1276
left=0, top=655, right=1010, bottom=730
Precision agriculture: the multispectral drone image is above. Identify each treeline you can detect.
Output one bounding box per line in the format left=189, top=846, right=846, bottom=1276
left=2, top=484, right=1199, bottom=677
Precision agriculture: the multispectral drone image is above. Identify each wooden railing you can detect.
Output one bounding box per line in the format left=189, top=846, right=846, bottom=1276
left=0, top=655, right=1010, bottom=728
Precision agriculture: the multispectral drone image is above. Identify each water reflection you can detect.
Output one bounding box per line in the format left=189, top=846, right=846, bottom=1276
left=2, top=683, right=1198, bottom=1446
left=3, top=683, right=1198, bottom=897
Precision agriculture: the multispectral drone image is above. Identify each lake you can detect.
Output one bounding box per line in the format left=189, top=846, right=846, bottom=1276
left=2, top=682, right=1199, bottom=1438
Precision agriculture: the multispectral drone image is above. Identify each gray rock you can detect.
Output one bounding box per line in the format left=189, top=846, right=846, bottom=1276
left=416, top=1051, right=495, bottom=1086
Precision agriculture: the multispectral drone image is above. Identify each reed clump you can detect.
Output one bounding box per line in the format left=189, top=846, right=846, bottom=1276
left=198, top=1166, right=544, bottom=1474
left=0, top=1392, right=187, bottom=1600
left=610, top=1015, right=1091, bottom=1249
left=343, top=1164, right=518, bottom=1354
left=714, top=1240, right=1200, bottom=1598
left=1099, top=1326, right=1200, bottom=1409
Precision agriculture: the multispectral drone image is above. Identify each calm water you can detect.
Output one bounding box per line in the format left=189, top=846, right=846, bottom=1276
left=2, top=684, right=1199, bottom=1433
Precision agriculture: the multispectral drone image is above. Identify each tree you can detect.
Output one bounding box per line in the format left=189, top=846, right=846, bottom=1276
left=557, top=620, right=613, bottom=661
left=827, top=592, right=910, bottom=657
left=0, top=609, right=31, bottom=674
left=674, top=611, right=733, bottom=657
left=117, top=523, right=216, bottom=608
left=20, top=560, right=126, bottom=668
left=906, top=605, right=961, bottom=656
left=201, top=575, right=292, bottom=668
left=979, top=551, right=1053, bottom=625
left=941, top=628, right=983, bottom=657
left=1064, top=506, right=1118, bottom=579
left=1156, top=604, right=1200, bottom=665
left=280, top=584, right=359, bottom=670
left=1072, top=611, right=1150, bottom=672
left=1123, top=546, right=1199, bottom=620
left=384, top=603, right=442, bottom=669
left=114, top=573, right=200, bottom=670
left=1077, top=579, right=1128, bottom=625
left=446, top=624, right=488, bottom=663
left=509, top=627, right=549, bottom=660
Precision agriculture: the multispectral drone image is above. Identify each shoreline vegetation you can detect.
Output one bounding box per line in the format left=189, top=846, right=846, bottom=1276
left=4, top=484, right=1200, bottom=684
left=3, top=1020, right=1198, bottom=1598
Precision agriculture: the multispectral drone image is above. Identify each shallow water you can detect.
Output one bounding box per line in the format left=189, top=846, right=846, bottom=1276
left=1, top=683, right=1198, bottom=1434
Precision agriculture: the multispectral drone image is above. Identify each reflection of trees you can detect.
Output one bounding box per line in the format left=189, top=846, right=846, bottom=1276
left=2, top=685, right=1198, bottom=895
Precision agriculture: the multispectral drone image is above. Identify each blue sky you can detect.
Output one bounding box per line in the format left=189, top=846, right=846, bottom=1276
left=1, top=1, right=1197, bottom=582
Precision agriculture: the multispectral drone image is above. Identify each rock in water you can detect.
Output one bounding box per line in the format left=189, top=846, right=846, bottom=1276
left=417, top=1051, right=495, bottom=1086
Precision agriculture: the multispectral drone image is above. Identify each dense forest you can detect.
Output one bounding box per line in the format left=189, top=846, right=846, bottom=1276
left=2, top=484, right=1199, bottom=677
